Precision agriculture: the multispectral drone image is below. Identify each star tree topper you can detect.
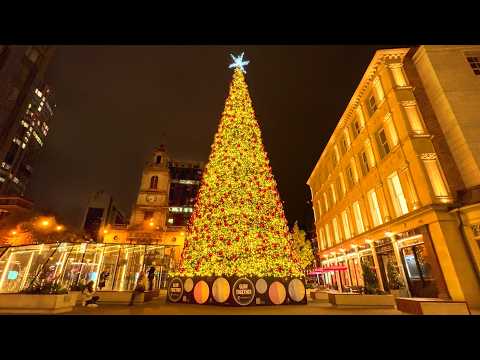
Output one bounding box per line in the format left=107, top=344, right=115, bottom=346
left=229, top=52, right=250, bottom=73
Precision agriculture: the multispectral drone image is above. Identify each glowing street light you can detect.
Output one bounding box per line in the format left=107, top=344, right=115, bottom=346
left=41, top=220, right=50, bottom=227
left=149, top=221, right=155, bottom=227
left=11, top=230, right=17, bottom=235
left=56, top=225, right=64, bottom=231
left=103, top=229, right=108, bottom=234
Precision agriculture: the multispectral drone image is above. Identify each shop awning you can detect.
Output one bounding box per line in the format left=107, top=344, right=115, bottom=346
left=308, top=265, right=348, bottom=275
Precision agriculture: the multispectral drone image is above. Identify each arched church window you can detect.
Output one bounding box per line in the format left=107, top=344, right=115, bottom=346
left=150, top=176, right=158, bottom=189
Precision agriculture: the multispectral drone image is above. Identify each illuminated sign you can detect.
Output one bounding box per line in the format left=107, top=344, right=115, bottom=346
left=167, top=278, right=183, bottom=302
left=7, top=271, right=18, bottom=280
left=232, top=278, right=255, bottom=306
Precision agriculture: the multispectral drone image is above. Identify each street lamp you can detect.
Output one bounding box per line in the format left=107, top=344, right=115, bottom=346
left=56, top=225, right=64, bottom=231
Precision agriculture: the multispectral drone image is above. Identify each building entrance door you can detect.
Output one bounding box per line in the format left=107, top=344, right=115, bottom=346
left=400, top=244, right=438, bottom=298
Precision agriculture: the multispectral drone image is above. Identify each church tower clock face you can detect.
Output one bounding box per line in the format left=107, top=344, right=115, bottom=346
left=146, top=195, right=157, bottom=203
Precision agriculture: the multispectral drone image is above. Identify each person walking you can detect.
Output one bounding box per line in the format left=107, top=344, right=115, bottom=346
left=98, top=270, right=109, bottom=291
left=129, top=272, right=146, bottom=306
left=147, top=266, right=156, bottom=291
left=82, top=280, right=100, bottom=307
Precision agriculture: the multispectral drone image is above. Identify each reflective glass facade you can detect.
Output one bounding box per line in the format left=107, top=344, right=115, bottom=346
left=0, top=242, right=179, bottom=293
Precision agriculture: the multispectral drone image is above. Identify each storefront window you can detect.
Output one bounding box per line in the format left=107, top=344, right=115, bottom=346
left=0, top=242, right=184, bottom=293
left=0, top=244, right=59, bottom=293
left=401, top=243, right=438, bottom=298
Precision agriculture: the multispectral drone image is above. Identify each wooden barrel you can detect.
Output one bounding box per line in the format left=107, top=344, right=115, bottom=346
left=167, top=277, right=184, bottom=303
left=193, top=280, right=210, bottom=304
left=212, top=277, right=230, bottom=303
left=268, top=281, right=286, bottom=305
left=288, top=278, right=306, bottom=303
left=232, top=278, right=255, bottom=306
left=255, top=278, right=268, bottom=294
left=184, top=278, right=194, bottom=293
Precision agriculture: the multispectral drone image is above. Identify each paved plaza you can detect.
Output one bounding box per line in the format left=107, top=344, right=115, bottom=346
left=68, top=297, right=405, bottom=315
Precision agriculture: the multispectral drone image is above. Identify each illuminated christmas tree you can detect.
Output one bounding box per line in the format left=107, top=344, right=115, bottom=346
left=178, top=53, right=303, bottom=279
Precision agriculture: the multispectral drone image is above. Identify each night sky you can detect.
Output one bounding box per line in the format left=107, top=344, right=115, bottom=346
left=26, top=45, right=390, bottom=230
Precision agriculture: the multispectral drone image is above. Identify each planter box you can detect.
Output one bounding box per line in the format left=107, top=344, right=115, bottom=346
left=395, top=297, right=471, bottom=315
left=310, top=290, right=330, bottom=302
left=0, top=293, right=79, bottom=314
left=390, top=289, right=409, bottom=298
left=328, top=293, right=395, bottom=308
left=70, top=291, right=82, bottom=305
left=144, top=289, right=160, bottom=302
left=96, top=291, right=144, bottom=304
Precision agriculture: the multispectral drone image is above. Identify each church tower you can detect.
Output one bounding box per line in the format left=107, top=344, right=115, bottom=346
left=130, top=145, right=170, bottom=229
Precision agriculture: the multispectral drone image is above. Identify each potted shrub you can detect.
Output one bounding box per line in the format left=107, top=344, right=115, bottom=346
left=361, top=262, right=379, bottom=295
left=21, top=280, right=69, bottom=295
left=386, top=261, right=406, bottom=297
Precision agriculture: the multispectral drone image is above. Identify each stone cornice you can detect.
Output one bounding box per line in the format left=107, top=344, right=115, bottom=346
left=307, top=48, right=410, bottom=187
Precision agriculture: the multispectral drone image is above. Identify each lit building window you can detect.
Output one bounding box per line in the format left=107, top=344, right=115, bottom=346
left=150, top=176, right=158, bottom=189
left=367, top=93, right=377, bottom=116
left=341, top=210, right=352, bottom=240
left=323, top=192, right=329, bottom=212
left=356, top=106, right=365, bottom=127
left=367, top=188, right=383, bottom=227
left=346, top=165, right=355, bottom=188
left=349, top=158, right=358, bottom=183
left=325, top=223, right=332, bottom=248
left=339, top=172, right=347, bottom=196
left=332, top=217, right=341, bottom=244
left=319, top=228, right=326, bottom=250
left=385, top=113, right=399, bottom=147
left=33, top=131, right=43, bottom=146
left=376, top=127, right=390, bottom=158
left=335, top=179, right=343, bottom=201
left=333, top=145, right=340, bottom=166
left=404, top=105, right=424, bottom=134
left=330, top=183, right=337, bottom=205
left=387, top=171, right=409, bottom=217
left=364, top=139, right=375, bottom=168
left=359, top=150, right=370, bottom=176
left=168, top=218, right=174, bottom=224
left=351, top=111, right=364, bottom=138
left=390, top=64, right=408, bottom=87
left=317, top=199, right=323, bottom=218
left=352, top=201, right=365, bottom=234
left=341, top=128, right=351, bottom=153
left=423, top=158, right=450, bottom=198
left=373, top=77, right=385, bottom=103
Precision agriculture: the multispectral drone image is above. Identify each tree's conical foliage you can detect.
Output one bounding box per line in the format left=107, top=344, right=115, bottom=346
left=177, top=68, right=302, bottom=278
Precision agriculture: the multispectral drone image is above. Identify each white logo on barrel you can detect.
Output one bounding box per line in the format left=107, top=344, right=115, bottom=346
left=168, top=278, right=184, bottom=302
left=232, top=278, right=255, bottom=306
